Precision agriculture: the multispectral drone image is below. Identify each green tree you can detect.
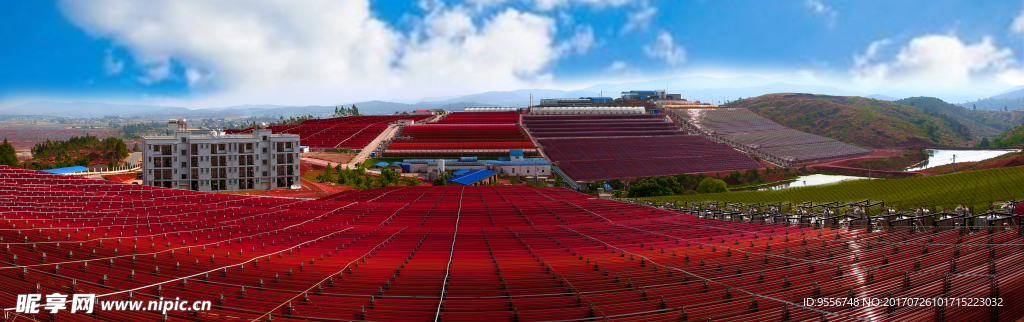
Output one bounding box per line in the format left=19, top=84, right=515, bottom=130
left=0, top=138, right=18, bottom=167
left=351, top=104, right=359, bottom=116
left=380, top=168, right=400, bottom=187
left=554, top=174, right=563, bottom=188
left=132, top=143, right=141, bottom=152
left=318, top=162, right=336, bottom=183
left=607, top=179, right=624, bottom=190
left=978, top=137, right=991, bottom=147
left=696, top=177, right=728, bottom=194
left=432, top=172, right=450, bottom=186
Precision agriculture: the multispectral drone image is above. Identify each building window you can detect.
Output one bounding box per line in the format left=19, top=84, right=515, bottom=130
left=181, top=138, right=187, bottom=143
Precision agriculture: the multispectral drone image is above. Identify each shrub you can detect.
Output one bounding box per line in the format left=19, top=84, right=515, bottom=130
left=696, top=177, right=728, bottom=194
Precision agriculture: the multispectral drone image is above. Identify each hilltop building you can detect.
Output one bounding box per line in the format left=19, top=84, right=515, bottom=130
left=143, top=121, right=300, bottom=192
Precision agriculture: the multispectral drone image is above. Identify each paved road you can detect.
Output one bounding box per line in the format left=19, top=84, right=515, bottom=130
left=126, top=152, right=142, bottom=165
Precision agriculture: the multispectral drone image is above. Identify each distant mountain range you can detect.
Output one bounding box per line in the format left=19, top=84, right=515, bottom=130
left=0, top=100, right=500, bottom=118
left=3, top=74, right=1021, bottom=118
left=865, top=94, right=899, bottom=101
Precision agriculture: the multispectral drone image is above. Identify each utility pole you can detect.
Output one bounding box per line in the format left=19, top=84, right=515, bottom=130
left=952, top=154, right=955, bottom=172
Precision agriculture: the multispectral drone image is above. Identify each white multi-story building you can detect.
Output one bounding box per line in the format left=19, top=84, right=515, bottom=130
left=142, top=127, right=301, bottom=192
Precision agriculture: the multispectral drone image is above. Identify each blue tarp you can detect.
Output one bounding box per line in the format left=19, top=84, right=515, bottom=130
left=389, top=161, right=403, bottom=166
left=447, top=169, right=496, bottom=185
left=510, top=149, right=524, bottom=157
left=372, top=162, right=390, bottom=168
left=453, top=169, right=470, bottom=176
left=40, top=166, right=89, bottom=174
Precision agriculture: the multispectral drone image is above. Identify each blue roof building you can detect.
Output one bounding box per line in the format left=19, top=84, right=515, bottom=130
left=372, top=162, right=390, bottom=168
left=447, top=169, right=497, bottom=186
left=453, top=169, right=470, bottom=176
left=40, top=166, right=89, bottom=174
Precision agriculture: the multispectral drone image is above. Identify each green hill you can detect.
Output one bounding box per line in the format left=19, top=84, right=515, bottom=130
left=986, top=123, right=1024, bottom=147
left=646, top=166, right=1024, bottom=212
left=959, top=97, right=1024, bottom=111
left=895, top=97, right=1009, bottom=138
left=725, top=94, right=968, bottom=148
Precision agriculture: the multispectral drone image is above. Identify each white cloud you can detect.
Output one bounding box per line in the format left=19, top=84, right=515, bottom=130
left=557, top=25, right=595, bottom=55
left=644, top=30, right=685, bottom=66
left=534, top=0, right=639, bottom=11
left=804, top=0, right=837, bottom=25
left=851, top=39, right=890, bottom=80
left=58, top=0, right=559, bottom=106
left=138, top=56, right=172, bottom=85
left=621, top=4, right=657, bottom=34
left=185, top=68, right=208, bottom=88
left=607, top=61, right=628, bottom=72
left=103, top=50, right=124, bottom=75
left=852, top=35, right=1013, bottom=86
left=1013, top=8, right=1024, bottom=35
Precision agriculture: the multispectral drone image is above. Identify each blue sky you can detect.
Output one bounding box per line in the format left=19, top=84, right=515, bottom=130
left=3, top=0, right=1024, bottom=107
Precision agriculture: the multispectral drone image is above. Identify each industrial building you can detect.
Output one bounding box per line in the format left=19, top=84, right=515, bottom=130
left=462, top=107, right=519, bottom=112
left=538, top=97, right=614, bottom=106
left=143, top=122, right=301, bottom=192
left=529, top=106, right=646, bottom=115
left=621, top=90, right=666, bottom=100
left=401, top=150, right=551, bottom=180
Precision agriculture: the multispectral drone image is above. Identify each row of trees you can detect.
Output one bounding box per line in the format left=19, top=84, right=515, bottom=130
left=317, top=163, right=420, bottom=189
left=334, top=105, right=360, bottom=117
left=271, top=115, right=319, bottom=126
left=611, top=168, right=783, bottom=198
left=31, top=135, right=128, bottom=160
left=2, top=135, right=138, bottom=171
left=625, top=173, right=729, bottom=198
left=1, top=138, right=92, bottom=170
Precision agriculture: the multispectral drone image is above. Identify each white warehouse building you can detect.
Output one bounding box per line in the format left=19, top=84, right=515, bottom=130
left=143, top=123, right=301, bottom=192
left=529, top=106, right=645, bottom=115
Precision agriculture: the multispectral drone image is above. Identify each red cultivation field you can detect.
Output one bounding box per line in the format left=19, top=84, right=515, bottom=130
left=1, top=166, right=1024, bottom=321
left=226, top=115, right=431, bottom=149
left=0, top=126, right=120, bottom=150
left=384, top=112, right=536, bottom=157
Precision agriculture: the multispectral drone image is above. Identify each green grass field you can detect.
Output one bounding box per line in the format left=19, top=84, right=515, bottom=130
left=647, top=166, right=1024, bottom=211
